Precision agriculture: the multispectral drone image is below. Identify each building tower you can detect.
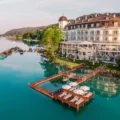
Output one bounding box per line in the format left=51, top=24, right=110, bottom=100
left=58, top=16, right=68, bottom=30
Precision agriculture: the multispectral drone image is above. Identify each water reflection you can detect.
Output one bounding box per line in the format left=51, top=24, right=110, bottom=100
left=39, top=57, right=65, bottom=78
left=85, top=74, right=120, bottom=98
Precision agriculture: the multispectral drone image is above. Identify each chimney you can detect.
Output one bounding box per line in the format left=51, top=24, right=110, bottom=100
left=95, top=14, right=98, bottom=17
left=113, top=14, right=116, bottom=18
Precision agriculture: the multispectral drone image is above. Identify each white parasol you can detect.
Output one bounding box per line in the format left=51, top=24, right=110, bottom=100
left=80, top=86, right=90, bottom=91
left=73, top=89, right=85, bottom=95
left=69, top=82, right=78, bottom=87
left=62, top=85, right=71, bottom=90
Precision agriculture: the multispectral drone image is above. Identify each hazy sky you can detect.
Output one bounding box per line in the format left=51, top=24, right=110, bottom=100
left=0, top=0, right=119, bottom=33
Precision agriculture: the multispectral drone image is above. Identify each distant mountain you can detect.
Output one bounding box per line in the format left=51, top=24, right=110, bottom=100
left=4, top=23, right=58, bottom=36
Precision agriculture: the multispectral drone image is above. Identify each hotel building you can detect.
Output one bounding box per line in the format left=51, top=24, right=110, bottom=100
left=59, top=13, right=120, bottom=64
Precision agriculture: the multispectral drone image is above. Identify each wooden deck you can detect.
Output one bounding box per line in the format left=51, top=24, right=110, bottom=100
left=29, top=64, right=105, bottom=110
left=29, top=84, right=53, bottom=98
left=53, top=89, right=94, bottom=110
left=29, top=64, right=84, bottom=87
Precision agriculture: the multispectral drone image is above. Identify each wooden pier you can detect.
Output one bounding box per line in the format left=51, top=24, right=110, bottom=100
left=53, top=89, right=94, bottom=110
left=29, top=64, right=84, bottom=98
left=29, top=64, right=105, bottom=110
left=0, top=47, right=24, bottom=59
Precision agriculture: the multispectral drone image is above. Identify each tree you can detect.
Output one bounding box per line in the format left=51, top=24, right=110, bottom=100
left=42, top=26, right=64, bottom=57
left=117, top=58, right=120, bottom=70
left=22, top=32, right=31, bottom=40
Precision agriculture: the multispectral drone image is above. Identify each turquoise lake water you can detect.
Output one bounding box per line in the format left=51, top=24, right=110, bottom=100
left=0, top=37, right=120, bottom=120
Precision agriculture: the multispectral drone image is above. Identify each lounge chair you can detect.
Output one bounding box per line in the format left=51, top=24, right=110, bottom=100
left=84, top=92, right=93, bottom=98
left=75, top=98, right=84, bottom=105
left=70, top=96, right=79, bottom=103
left=59, top=91, right=67, bottom=98
left=69, top=87, right=76, bottom=91
left=64, top=94, right=72, bottom=100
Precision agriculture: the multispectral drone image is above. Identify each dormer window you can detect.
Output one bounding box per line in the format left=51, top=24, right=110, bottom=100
left=78, top=25, right=80, bottom=28
left=114, top=22, right=118, bottom=27
left=85, top=24, right=88, bottom=28
left=91, top=24, right=94, bottom=27
left=106, top=17, right=109, bottom=20
left=96, top=23, right=100, bottom=27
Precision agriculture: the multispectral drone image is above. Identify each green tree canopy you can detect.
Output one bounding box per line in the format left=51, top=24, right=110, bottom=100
left=42, top=26, right=64, bottom=56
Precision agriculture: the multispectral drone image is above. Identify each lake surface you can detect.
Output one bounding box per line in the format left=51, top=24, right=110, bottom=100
left=0, top=37, right=120, bottom=120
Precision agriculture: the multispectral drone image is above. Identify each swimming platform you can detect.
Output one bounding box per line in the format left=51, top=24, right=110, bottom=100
left=29, top=64, right=105, bottom=110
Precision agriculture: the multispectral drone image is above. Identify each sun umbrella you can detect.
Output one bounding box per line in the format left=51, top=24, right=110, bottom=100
left=80, top=86, right=90, bottom=91
left=73, top=89, right=85, bottom=95
left=62, top=85, right=71, bottom=90
left=69, top=82, right=78, bottom=87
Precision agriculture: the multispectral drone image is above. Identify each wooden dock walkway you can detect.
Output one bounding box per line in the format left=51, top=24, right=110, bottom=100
left=76, top=65, right=106, bottom=84
left=29, top=84, right=53, bottom=98
left=28, top=64, right=105, bottom=110
left=29, top=64, right=84, bottom=87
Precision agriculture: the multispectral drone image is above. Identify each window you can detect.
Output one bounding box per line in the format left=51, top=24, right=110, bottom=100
left=96, top=30, right=100, bottom=35
left=85, top=24, right=88, bottom=28
left=77, top=31, right=80, bottom=35
left=96, top=37, right=99, bottom=41
left=85, top=37, right=88, bottom=40
left=71, top=26, right=73, bottom=29
left=78, top=36, right=80, bottom=40
left=90, top=31, right=94, bottom=35
left=91, top=24, right=94, bottom=27
left=113, top=31, right=118, bottom=35
left=78, top=25, right=80, bottom=28
left=81, top=25, right=84, bottom=28
left=113, top=37, right=117, bottom=41
left=74, top=26, right=76, bottom=29
left=105, top=37, right=108, bottom=41
left=81, top=37, right=84, bottom=40
left=104, top=31, right=108, bottom=35
left=114, top=22, right=118, bottom=27
left=81, top=30, right=84, bottom=34
left=96, top=23, right=100, bottom=27
left=85, top=31, right=88, bottom=34
left=90, top=37, right=94, bottom=41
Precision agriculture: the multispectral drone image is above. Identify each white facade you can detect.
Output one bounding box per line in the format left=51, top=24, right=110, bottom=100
left=59, top=13, right=120, bottom=64
left=59, top=21, right=68, bottom=30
